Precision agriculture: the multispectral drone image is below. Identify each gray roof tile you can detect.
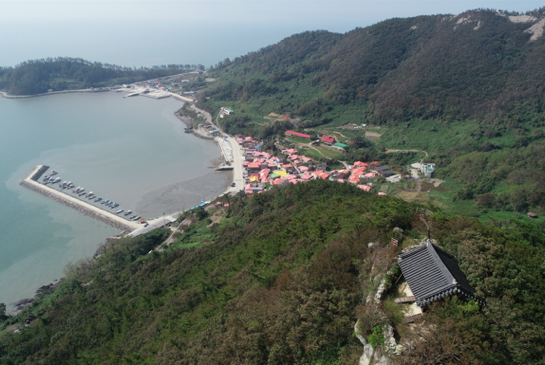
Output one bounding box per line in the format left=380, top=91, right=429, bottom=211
left=398, top=240, right=479, bottom=307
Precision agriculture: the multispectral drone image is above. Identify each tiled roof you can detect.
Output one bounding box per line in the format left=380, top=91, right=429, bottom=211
left=398, top=240, right=483, bottom=307
left=321, top=135, right=335, bottom=143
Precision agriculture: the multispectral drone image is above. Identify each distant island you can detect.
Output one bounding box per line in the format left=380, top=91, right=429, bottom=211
left=0, top=57, right=205, bottom=96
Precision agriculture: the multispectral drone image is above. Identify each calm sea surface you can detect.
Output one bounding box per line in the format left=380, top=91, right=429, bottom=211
left=0, top=92, right=229, bottom=310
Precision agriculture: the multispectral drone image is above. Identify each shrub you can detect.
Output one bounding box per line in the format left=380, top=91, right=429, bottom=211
left=368, top=325, right=385, bottom=349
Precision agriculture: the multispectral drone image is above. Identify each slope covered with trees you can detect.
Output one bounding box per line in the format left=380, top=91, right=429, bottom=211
left=0, top=58, right=204, bottom=95
left=1, top=181, right=545, bottom=364
left=207, top=9, right=545, bottom=123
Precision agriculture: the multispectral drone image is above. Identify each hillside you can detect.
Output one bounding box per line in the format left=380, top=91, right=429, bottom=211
left=0, top=58, right=204, bottom=95
left=1, top=181, right=545, bottom=364
left=206, top=9, right=545, bottom=122
left=193, top=8, right=545, bottom=218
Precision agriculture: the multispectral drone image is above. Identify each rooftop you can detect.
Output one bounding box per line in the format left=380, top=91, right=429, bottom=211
left=398, top=240, right=482, bottom=307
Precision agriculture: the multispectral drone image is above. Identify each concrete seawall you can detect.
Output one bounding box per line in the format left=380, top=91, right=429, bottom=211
left=20, top=165, right=138, bottom=233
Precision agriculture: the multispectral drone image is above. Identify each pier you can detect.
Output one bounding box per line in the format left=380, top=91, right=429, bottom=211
left=20, top=165, right=139, bottom=233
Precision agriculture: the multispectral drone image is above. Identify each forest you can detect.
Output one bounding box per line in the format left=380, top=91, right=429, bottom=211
left=0, top=58, right=204, bottom=95
left=1, top=180, right=545, bottom=364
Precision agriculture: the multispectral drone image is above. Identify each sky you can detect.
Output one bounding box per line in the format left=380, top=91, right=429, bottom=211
left=0, top=1, right=543, bottom=68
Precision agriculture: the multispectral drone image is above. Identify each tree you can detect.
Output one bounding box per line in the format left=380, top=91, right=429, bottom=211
left=195, top=206, right=208, bottom=221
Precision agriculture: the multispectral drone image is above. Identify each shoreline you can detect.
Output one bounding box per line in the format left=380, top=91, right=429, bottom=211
left=0, top=88, right=109, bottom=99
left=5, top=88, right=243, bottom=313
left=173, top=107, right=215, bottom=141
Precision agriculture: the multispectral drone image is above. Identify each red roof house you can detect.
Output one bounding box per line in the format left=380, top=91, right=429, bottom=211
left=321, top=135, right=335, bottom=144
left=357, top=185, right=372, bottom=192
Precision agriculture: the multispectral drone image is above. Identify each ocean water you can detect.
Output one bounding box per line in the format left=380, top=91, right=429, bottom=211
left=0, top=92, right=229, bottom=310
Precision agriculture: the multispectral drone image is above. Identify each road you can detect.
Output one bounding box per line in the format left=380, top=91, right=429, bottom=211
left=190, top=104, right=243, bottom=194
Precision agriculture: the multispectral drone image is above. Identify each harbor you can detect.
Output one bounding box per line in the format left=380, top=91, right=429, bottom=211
left=20, top=165, right=140, bottom=233
left=0, top=91, right=233, bottom=310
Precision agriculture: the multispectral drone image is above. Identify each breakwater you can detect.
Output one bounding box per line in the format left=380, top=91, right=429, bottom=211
left=20, top=165, right=137, bottom=233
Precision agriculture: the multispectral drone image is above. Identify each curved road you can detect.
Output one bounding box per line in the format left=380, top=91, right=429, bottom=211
left=189, top=104, right=244, bottom=194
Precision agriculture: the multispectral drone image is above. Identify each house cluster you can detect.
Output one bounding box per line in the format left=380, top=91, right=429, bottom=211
left=238, top=134, right=395, bottom=196
left=197, top=123, right=220, bottom=136
left=134, top=76, right=196, bottom=96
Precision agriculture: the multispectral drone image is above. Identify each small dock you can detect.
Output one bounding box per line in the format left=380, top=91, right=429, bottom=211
left=20, top=165, right=139, bottom=232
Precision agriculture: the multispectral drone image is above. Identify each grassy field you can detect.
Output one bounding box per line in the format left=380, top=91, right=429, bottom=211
left=314, top=145, right=344, bottom=159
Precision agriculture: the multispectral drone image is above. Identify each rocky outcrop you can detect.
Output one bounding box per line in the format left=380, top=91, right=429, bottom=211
left=359, top=344, right=375, bottom=365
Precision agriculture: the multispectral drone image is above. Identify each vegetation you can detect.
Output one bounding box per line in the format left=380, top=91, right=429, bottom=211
left=3, top=7, right=545, bottom=364
left=0, top=57, right=204, bottom=95
left=1, top=181, right=544, bottom=364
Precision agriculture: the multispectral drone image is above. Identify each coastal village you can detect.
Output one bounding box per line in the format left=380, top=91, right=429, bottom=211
left=16, top=67, right=444, bottom=242
left=3, top=10, right=545, bottom=364
left=232, top=130, right=436, bottom=196
left=113, top=73, right=439, bottom=201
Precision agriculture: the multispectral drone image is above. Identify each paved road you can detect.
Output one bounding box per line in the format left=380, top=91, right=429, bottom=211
left=129, top=215, right=177, bottom=237
left=190, top=105, right=243, bottom=194
left=225, top=135, right=244, bottom=193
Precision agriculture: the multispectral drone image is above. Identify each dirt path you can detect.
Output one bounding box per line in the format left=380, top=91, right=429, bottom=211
left=385, top=149, right=428, bottom=163
left=331, top=131, right=348, bottom=139
left=365, top=131, right=382, bottom=140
